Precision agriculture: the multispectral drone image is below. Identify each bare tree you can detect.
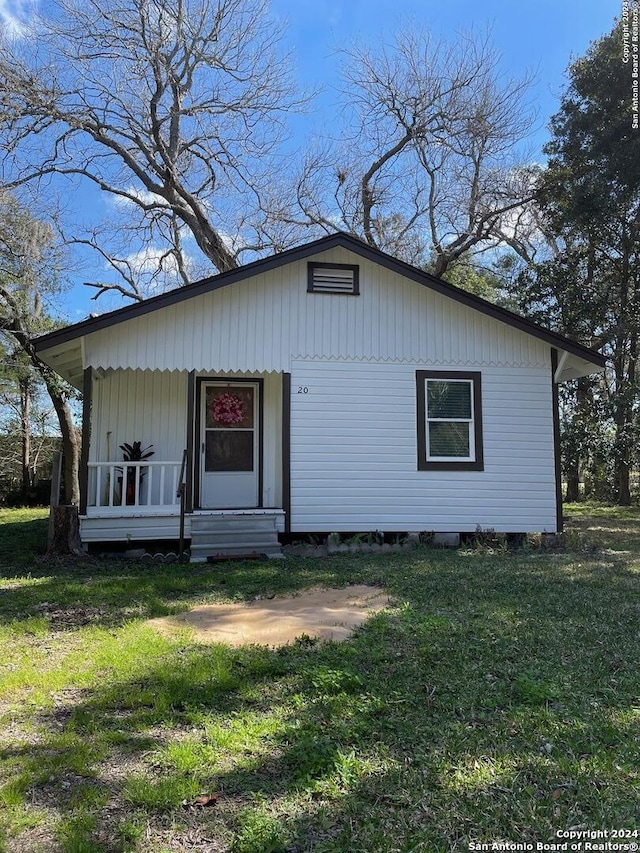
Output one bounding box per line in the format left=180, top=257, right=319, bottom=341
left=0, top=0, right=305, bottom=301
left=290, top=28, right=536, bottom=275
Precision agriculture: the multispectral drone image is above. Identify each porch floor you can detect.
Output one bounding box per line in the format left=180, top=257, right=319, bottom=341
left=80, top=508, right=285, bottom=556
left=84, top=507, right=284, bottom=518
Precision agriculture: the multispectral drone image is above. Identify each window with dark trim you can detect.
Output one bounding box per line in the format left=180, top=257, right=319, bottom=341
left=416, top=370, right=484, bottom=471
left=307, top=262, right=359, bottom=295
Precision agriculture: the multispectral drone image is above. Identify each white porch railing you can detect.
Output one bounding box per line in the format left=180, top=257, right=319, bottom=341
left=87, top=461, right=182, bottom=510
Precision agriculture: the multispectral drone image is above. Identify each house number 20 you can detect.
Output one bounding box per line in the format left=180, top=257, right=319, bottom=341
left=297, top=386, right=309, bottom=394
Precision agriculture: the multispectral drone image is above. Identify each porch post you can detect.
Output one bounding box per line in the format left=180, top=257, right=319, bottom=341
left=282, top=372, right=291, bottom=533
left=79, top=366, right=92, bottom=515
left=185, top=370, right=195, bottom=513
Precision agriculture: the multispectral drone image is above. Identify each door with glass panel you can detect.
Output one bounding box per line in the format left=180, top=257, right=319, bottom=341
left=200, top=382, right=259, bottom=508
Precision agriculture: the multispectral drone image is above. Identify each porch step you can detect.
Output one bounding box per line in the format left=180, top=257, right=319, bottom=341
left=189, top=512, right=282, bottom=562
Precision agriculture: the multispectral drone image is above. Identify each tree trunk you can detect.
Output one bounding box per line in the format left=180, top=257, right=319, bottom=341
left=10, top=338, right=81, bottom=507
left=20, top=376, right=32, bottom=500
left=37, top=370, right=80, bottom=506
left=612, top=407, right=631, bottom=506
left=612, top=357, right=633, bottom=507
left=611, top=258, right=635, bottom=507
left=52, top=392, right=80, bottom=507
left=564, top=468, right=580, bottom=503
left=617, top=460, right=631, bottom=506
left=47, top=504, right=84, bottom=556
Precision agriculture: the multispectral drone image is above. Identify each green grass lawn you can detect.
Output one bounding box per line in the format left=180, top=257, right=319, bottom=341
left=0, top=505, right=638, bottom=852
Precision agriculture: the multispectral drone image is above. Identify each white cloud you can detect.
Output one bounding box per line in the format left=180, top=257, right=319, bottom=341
left=115, top=244, right=196, bottom=295
left=111, top=187, right=172, bottom=209
left=125, top=245, right=181, bottom=275
left=0, top=0, right=37, bottom=38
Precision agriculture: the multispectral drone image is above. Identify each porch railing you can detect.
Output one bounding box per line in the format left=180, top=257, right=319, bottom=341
left=87, top=461, right=182, bottom=510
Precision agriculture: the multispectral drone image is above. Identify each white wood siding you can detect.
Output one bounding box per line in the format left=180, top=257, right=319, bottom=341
left=84, top=247, right=549, bottom=374
left=91, top=369, right=188, bottom=465
left=89, top=369, right=282, bottom=507
left=290, top=360, right=557, bottom=533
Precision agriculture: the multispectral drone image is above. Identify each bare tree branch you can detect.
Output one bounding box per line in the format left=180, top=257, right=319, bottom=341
left=0, top=0, right=308, bottom=300
left=292, top=26, right=537, bottom=275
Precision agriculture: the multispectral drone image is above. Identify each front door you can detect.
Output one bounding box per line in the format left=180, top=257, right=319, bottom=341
left=200, top=381, right=259, bottom=508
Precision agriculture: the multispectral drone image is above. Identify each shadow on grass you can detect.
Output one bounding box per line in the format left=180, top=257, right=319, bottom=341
left=1, top=548, right=638, bottom=851
left=0, top=552, right=392, bottom=631
left=1, top=537, right=639, bottom=632
left=0, top=515, right=49, bottom=566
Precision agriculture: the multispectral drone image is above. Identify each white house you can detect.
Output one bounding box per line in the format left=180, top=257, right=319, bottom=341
left=34, top=233, right=606, bottom=558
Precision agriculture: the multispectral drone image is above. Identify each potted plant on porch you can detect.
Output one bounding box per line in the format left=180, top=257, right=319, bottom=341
left=118, top=441, right=154, bottom=505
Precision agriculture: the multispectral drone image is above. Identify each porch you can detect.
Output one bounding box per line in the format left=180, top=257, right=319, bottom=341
left=80, top=368, right=289, bottom=556
left=82, top=459, right=285, bottom=558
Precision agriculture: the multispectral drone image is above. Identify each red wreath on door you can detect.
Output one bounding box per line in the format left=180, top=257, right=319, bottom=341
left=211, top=392, right=244, bottom=425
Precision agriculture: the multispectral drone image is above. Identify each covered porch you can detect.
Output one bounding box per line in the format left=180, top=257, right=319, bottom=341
left=80, top=368, right=289, bottom=557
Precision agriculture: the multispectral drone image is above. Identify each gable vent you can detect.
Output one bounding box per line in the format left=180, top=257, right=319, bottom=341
left=308, top=262, right=359, bottom=295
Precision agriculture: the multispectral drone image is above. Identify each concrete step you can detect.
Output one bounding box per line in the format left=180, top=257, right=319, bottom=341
left=191, top=531, right=280, bottom=548
left=190, top=516, right=280, bottom=535
left=189, top=511, right=284, bottom=562
left=190, top=540, right=282, bottom=561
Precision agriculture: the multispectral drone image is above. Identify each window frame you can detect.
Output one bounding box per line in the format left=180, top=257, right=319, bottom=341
left=307, top=262, right=360, bottom=295
left=416, top=370, right=484, bottom=471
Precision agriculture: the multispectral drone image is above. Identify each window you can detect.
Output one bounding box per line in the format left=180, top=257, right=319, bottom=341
left=416, top=371, right=484, bottom=470
left=307, top=262, right=359, bottom=295
left=204, top=385, right=255, bottom=472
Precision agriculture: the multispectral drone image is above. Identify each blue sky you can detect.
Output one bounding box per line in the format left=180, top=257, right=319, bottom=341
left=271, top=0, right=621, bottom=151
left=2, top=0, right=621, bottom=319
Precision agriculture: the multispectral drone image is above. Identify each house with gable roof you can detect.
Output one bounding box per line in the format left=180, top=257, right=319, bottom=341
left=34, top=233, right=606, bottom=558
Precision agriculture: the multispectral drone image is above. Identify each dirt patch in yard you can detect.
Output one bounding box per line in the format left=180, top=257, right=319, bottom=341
left=148, top=585, right=390, bottom=646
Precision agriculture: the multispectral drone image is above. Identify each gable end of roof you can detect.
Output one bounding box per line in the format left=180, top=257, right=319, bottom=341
left=34, top=232, right=606, bottom=369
